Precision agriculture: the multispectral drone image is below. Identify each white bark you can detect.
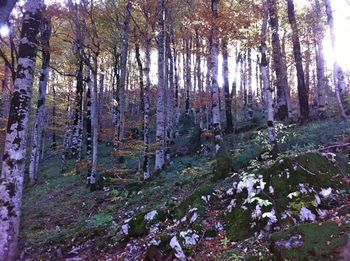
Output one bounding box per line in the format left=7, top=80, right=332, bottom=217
left=143, top=18, right=151, bottom=179
left=114, top=0, right=132, bottom=151
left=324, top=0, right=346, bottom=118
left=0, top=1, right=42, bottom=259
left=155, top=0, right=165, bottom=170
left=211, top=0, right=221, bottom=142
left=29, top=18, right=51, bottom=185
left=261, top=0, right=276, bottom=151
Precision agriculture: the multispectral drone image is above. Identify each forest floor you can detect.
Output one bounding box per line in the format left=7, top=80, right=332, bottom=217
left=19, top=116, right=350, bottom=260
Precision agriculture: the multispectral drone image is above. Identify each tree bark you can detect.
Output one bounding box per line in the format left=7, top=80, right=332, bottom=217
left=0, top=1, right=42, bottom=259
left=261, top=0, right=277, bottom=153
left=114, top=0, right=132, bottom=152
left=143, top=3, right=151, bottom=179
left=287, top=0, right=309, bottom=122
left=155, top=0, right=166, bottom=170
left=222, top=38, right=233, bottom=133
left=211, top=0, right=221, bottom=145
left=313, top=0, right=327, bottom=118
left=247, top=48, right=253, bottom=119
left=29, top=17, right=52, bottom=186
left=324, top=0, right=346, bottom=118
left=268, top=0, right=289, bottom=121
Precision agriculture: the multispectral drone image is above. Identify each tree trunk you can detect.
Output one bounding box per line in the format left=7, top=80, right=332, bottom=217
left=114, top=0, right=132, bottom=152
left=143, top=4, right=151, bottom=179
left=324, top=0, right=346, bottom=118
left=87, top=56, right=98, bottom=189
left=206, top=38, right=212, bottom=130
left=268, top=0, right=289, bottom=121
left=0, top=1, right=42, bottom=259
left=196, top=29, right=204, bottom=130
left=61, top=94, right=71, bottom=172
left=155, top=0, right=166, bottom=170
left=98, top=72, right=104, bottom=137
left=166, top=20, right=174, bottom=158
left=29, top=17, right=51, bottom=186
left=247, top=48, right=253, bottom=119
left=287, top=0, right=309, bottom=122
left=261, top=0, right=277, bottom=153
left=173, top=33, right=180, bottom=136
left=211, top=0, right=221, bottom=145
left=222, top=38, right=233, bottom=133
left=313, top=0, right=327, bottom=118
left=185, top=35, right=191, bottom=116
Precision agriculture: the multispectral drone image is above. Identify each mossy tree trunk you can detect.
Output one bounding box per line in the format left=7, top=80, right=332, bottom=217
left=0, top=0, right=42, bottom=259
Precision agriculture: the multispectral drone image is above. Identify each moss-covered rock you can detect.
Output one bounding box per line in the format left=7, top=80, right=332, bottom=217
left=224, top=152, right=348, bottom=241
left=270, top=222, right=350, bottom=260
left=212, top=143, right=232, bottom=181
left=173, top=182, right=213, bottom=219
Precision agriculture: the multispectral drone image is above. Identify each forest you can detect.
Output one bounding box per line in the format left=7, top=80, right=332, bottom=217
left=0, top=0, right=350, bottom=260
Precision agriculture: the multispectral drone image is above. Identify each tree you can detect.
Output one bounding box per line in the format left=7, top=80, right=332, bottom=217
left=324, top=0, right=346, bottom=119
left=29, top=17, right=52, bottom=185
left=287, top=0, right=309, bottom=122
left=313, top=0, right=327, bottom=118
left=155, top=0, right=166, bottom=170
left=211, top=0, right=221, bottom=146
left=222, top=38, right=233, bottom=133
left=261, top=0, right=277, bottom=154
left=268, top=0, right=289, bottom=121
left=0, top=0, right=43, bottom=259
left=114, top=0, right=132, bottom=152
left=143, top=0, right=151, bottom=179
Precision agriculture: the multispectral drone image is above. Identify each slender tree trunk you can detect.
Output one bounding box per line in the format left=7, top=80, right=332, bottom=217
left=0, top=1, right=42, bottom=259
left=166, top=20, right=174, bottom=155
left=247, top=48, right=253, bottom=119
left=324, top=0, right=346, bottom=118
left=86, top=62, right=93, bottom=176
left=206, top=38, right=212, bottom=130
left=287, top=0, right=309, bottom=122
left=114, top=0, right=132, bottom=152
left=29, top=18, right=51, bottom=185
left=98, top=72, right=104, bottom=137
left=87, top=56, right=98, bottom=189
left=211, top=0, right=221, bottom=145
left=61, top=94, right=71, bottom=172
left=196, top=29, right=204, bottom=130
left=143, top=6, right=151, bottom=179
left=222, top=38, right=233, bottom=133
left=261, top=0, right=277, bottom=153
left=268, top=0, right=289, bottom=121
left=185, top=35, right=191, bottom=116
left=155, top=0, right=165, bottom=170
left=313, top=0, right=326, bottom=118
left=173, top=33, right=180, bottom=135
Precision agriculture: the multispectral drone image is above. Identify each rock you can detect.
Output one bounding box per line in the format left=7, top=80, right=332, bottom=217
left=170, top=236, right=186, bottom=261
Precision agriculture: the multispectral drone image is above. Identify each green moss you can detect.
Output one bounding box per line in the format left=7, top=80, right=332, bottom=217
left=190, top=222, right=204, bottom=233
left=128, top=212, right=148, bottom=237
left=212, top=143, right=232, bottom=181
left=270, top=222, right=349, bottom=260
left=174, top=182, right=213, bottom=219
left=225, top=208, right=252, bottom=241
